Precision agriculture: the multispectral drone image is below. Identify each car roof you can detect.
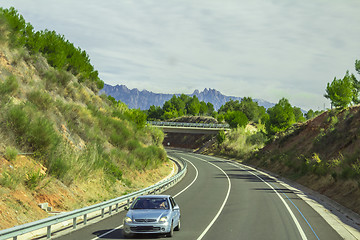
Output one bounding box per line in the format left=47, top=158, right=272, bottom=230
left=136, top=195, right=171, bottom=199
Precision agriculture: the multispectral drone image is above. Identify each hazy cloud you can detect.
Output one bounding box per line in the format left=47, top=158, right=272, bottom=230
left=2, top=0, right=360, bottom=110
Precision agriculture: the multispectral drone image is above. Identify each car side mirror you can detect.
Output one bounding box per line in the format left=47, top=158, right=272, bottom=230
left=124, top=206, right=129, bottom=211
left=173, top=205, right=179, bottom=211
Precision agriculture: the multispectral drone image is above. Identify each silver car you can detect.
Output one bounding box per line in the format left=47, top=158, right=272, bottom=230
left=123, top=195, right=180, bottom=238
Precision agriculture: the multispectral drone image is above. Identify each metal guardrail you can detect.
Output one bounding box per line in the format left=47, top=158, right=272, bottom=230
left=0, top=157, right=187, bottom=240
left=148, top=121, right=230, bottom=129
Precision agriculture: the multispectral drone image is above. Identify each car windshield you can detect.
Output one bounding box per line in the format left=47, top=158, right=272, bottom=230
left=131, top=198, right=169, bottom=210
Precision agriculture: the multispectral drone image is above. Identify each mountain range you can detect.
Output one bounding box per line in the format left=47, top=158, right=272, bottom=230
left=100, top=84, right=275, bottom=111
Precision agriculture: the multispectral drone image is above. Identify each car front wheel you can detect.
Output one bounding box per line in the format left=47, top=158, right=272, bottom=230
left=166, top=222, right=174, bottom=237
left=123, top=231, right=133, bottom=238
left=174, top=219, right=180, bottom=231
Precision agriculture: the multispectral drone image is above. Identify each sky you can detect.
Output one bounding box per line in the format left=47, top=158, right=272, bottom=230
left=1, top=0, right=360, bottom=111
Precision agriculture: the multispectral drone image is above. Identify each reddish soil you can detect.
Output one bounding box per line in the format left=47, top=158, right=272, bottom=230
left=245, top=106, right=360, bottom=215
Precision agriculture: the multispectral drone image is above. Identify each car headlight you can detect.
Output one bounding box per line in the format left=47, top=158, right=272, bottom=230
left=159, top=216, right=168, bottom=223
left=124, top=217, right=132, bottom=223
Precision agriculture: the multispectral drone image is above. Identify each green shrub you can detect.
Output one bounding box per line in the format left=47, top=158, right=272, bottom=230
left=126, top=139, right=141, bottom=151
left=110, top=133, right=126, bottom=148
left=0, top=75, right=19, bottom=96
left=46, top=143, right=75, bottom=184
left=246, top=131, right=266, bottom=145
left=5, top=104, right=30, bottom=138
left=125, top=109, right=147, bottom=128
left=217, top=130, right=226, bottom=145
left=27, top=90, right=53, bottom=110
left=25, top=169, right=45, bottom=190
left=27, top=116, right=59, bottom=152
left=43, top=69, right=62, bottom=90
left=48, top=155, right=72, bottom=182
left=4, top=146, right=18, bottom=161
left=104, top=160, right=123, bottom=180
left=57, top=70, right=72, bottom=87
left=150, top=127, right=164, bottom=146
left=131, top=145, right=167, bottom=170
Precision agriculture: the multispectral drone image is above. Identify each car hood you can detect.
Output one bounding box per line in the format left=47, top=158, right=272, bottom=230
left=127, top=209, right=170, bottom=220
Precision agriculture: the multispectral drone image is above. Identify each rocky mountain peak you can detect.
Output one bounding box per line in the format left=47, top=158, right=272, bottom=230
left=100, top=84, right=275, bottom=110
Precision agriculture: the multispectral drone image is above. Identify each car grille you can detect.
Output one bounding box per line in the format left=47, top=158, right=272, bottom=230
left=130, top=226, right=161, bottom=232
left=134, top=219, right=157, bottom=223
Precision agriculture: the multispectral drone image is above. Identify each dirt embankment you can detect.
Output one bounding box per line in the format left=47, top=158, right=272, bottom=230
left=244, top=106, right=360, bottom=215
left=0, top=155, right=172, bottom=229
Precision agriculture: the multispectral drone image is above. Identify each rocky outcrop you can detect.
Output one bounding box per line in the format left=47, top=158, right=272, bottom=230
left=100, top=84, right=274, bottom=110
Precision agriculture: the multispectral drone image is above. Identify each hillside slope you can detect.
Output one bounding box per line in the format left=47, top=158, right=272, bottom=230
left=0, top=8, right=171, bottom=229
left=244, top=106, right=360, bottom=215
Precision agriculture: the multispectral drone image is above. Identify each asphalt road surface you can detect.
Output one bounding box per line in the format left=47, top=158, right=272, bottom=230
left=55, top=149, right=343, bottom=240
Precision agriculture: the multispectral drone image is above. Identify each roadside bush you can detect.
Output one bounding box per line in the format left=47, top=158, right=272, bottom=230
left=126, top=139, right=141, bottom=151
left=43, top=69, right=59, bottom=90
left=27, top=116, right=59, bottom=152
left=217, top=130, right=226, bottom=145
left=110, top=133, right=127, bottom=148
left=4, top=146, right=18, bottom=161
left=46, top=143, right=79, bottom=185
left=27, top=90, right=53, bottom=110
left=133, top=145, right=167, bottom=170
left=25, top=169, right=45, bottom=190
left=246, top=131, right=266, bottom=145
left=0, top=75, right=19, bottom=96
left=104, top=160, right=123, bottom=180
left=48, top=154, right=72, bottom=183
left=150, top=127, right=164, bottom=146
left=5, top=104, right=30, bottom=138
left=125, top=109, right=147, bottom=128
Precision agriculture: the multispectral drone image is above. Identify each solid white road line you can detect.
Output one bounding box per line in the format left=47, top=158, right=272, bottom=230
left=183, top=154, right=232, bottom=240
left=90, top=225, right=123, bottom=240
left=173, top=158, right=199, bottom=198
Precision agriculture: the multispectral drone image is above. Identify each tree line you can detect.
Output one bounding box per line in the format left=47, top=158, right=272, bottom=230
left=0, top=7, right=104, bottom=92
left=145, top=94, right=317, bottom=136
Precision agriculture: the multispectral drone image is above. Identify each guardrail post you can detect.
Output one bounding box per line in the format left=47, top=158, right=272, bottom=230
left=116, top=203, right=119, bottom=212
left=73, top=217, right=77, bottom=229
left=47, top=226, right=51, bottom=239
left=109, top=206, right=112, bottom=215
left=127, top=199, right=130, bottom=208
left=84, top=214, right=87, bottom=225
left=101, top=208, right=105, bottom=218
left=13, top=236, right=17, bottom=240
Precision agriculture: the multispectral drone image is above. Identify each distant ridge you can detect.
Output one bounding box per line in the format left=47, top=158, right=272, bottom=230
left=100, top=84, right=275, bottom=110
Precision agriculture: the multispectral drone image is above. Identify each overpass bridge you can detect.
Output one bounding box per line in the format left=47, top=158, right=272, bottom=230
left=147, top=121, right=230, bottom=134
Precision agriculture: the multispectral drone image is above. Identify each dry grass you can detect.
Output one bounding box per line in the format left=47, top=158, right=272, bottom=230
left=0, top=23, right=169, bottom=230
left=0, top=155, right=173, bottom=229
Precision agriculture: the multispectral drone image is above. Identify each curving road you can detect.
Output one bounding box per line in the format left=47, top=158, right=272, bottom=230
left=56, top=149, right=343, bottom=240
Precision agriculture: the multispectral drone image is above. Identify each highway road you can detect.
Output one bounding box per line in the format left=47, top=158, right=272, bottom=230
left=55, top=149, right=343, bottom=240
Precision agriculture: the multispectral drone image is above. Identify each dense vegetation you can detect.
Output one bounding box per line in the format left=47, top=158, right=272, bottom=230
left=146, top=93, right=319, bottom=136
left=147, top=94, right=215, bottom=120
left=0, top=8, right=167, bottom=195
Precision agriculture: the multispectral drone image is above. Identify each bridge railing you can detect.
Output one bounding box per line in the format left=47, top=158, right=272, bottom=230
left=0, top=157, right=186, bottom=240
left=148, top=121, right=230, bottom=129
